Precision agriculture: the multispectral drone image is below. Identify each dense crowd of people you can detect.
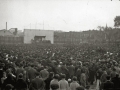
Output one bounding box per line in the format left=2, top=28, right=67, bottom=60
left=0, top=43, right=120, bottom=90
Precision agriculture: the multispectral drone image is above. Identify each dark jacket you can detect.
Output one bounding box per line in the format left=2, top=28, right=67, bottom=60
left=26, top=67, right=37, bottom=82
left=103, top=80, right=114, bottom=90
left=0, top=69, right=3, bottom=86
left=3, top=74, right=16, bottom=89
left=29, top=77, right=45, bottom=90
left=16, top=78, right=27, bottom=90
left=44, top=77, right=53, bottom=90
left=112, top=76, right=120, bottom=88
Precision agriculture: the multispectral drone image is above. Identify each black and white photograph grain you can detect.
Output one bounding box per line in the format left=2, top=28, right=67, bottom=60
left=0, top=0, right=120, bottom=90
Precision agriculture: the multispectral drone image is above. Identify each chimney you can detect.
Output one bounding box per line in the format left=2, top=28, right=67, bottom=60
left=6, top=22, right=7, bottom=30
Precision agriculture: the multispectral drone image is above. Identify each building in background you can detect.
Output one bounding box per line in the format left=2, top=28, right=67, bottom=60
left=0, top=29, right=23, bottom=44
left=0, top=29, right=13, bottom=36
left=9, top=28, right=24, bottom=37
left=54, top=31, right=83, bottom=44
left=1, top=27, right=120, bottom=44
left=24, top=29, right=54, bottom=44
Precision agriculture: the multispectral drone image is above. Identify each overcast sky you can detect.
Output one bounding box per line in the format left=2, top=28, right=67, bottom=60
left=0, top=0, right=120, bottom=31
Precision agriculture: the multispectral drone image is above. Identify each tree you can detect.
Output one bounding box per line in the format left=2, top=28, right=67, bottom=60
left=114, top=16, right=120, bottom=28
left=97, top=26, right=105, bottom=31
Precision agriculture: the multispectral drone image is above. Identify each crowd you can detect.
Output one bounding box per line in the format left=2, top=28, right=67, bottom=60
left=0, top=43, right=120, bottom=90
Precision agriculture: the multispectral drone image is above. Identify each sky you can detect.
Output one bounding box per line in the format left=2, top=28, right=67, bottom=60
left=0, top=0, right=120, bottom=32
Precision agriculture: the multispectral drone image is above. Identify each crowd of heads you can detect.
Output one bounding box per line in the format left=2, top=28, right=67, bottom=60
left=0, top=43, right=120, bottom=90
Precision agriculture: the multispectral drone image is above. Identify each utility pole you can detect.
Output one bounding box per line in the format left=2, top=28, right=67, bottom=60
left=6, top=22, right=7, bottom=30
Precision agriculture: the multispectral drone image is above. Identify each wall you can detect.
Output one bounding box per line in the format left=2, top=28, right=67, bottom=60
left=54, top=31, right=82, bottom=44
left=24, top=29, right=54, bottom=44
left=0, top=36, right=23, bottom=44
left=0, top=30, right=13, bottom=36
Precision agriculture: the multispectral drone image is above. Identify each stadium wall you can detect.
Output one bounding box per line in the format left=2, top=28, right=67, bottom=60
left=24, top=29, right=54, bottom=44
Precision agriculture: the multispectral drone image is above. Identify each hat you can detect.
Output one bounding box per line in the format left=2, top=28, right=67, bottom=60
left=72, top=76, right=77, bottom=81
left=54, top=74, right=59, bottom=79
left=18, top=73, right=23, bottom=78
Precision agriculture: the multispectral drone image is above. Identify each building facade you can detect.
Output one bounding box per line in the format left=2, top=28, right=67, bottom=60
left=0, top=29, right=23, bottom=44
left=24, top=29, right=54, bottom=44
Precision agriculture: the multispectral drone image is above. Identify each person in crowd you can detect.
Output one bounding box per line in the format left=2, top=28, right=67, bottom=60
left=89, top=64, right=96, bottom=85
left=5, top=84, right=13, bottom=90
left=95, top=68, right=103, bottom=90
left=2, top=73, right=16, bottom=90
left=110, top=68, right=117, bottom=79
left=15, top=73, right=27, bottom=90
left=16, top=64, right=25, bottom=80
left=25, top=65, right=37, bottom=82
left=100, top=71, right=107, bottom=90
left=70, top=76, right=80, bottom=90
left=76, top=67, right=81, bottom=84
left=57, top=63, right=62, bottom=74
left=0, top=64, right=4, bottom=90
left=6, top=68, right=16, bottom=79
left=59, top=74, right=69, bottom=90
left=29, top=72, right=45, bottom=90
left=50, top=74, right=59, bottom=87
left=23, top=70, right=27, bottom=82
left=44, top=72, right=54, bottom=90
left=1, top=72, right=7, bottom=84
left=67, top=64, right=75, bottom=78
left=103, top=75, right=114, bottom=90
left=1, top=72, right=7, bottom=90
left=40, top=66, right=49, bottom=81
left=50, top=84, right=59, bottom=90
left=115, top=64, right=120, bottom=75
left=57, top=62, right=69, bottom=79
left=81, top=64, right=89, bottom=85
left=76, top=86, right=84, bottom=90
left=68, top=78, right=71, bottom=88
left=111, top=74, right=120, bottom=89
left=106, top=66, right=112, bottom=76
left=80, top=69, right=86, bottom=88
left=1, top=43, right=120, bottom=90
left=62, top=64, right=69, bottom=79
